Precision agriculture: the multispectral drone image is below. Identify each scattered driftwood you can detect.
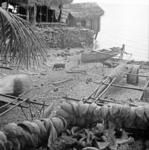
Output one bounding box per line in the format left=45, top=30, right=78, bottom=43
left=66, top=69, right=86, bottom=74
left=0, top=97, right=28, bottom=109
left=0, top=93, right=49, bottom=107
left=0, top=98, right=29, bottom=117
left=52, top=78, right=73, bottom=86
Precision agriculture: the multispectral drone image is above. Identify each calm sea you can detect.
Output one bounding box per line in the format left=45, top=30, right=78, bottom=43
left=97, top=2, right=149, bottom=61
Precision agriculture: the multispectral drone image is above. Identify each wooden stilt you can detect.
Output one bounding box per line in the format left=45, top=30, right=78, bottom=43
left=33, top=4, right=37, bottom=24
left=26, top=6, right=29, bottom=22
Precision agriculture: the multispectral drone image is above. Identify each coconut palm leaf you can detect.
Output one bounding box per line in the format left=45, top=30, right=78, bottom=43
left=0, top=7, right=47, bottom=68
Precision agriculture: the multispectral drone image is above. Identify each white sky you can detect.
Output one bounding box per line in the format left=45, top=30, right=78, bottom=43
left=73, top=0, right=149, bottom=5
left=73, top=0, right=149, bottom=61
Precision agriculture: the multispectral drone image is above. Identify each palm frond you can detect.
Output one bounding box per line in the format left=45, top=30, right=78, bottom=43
left=0, top=7, right=47, bottom=68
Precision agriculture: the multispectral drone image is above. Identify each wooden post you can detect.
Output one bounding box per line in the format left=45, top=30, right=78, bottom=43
left=58, top=5, right=62, bottom=22
left=46, top=6, right=48, bottom=22
left=26, top=6, right=29, bottom=22
left=6, top=0, right=9, bottom=11
left=33, top=4, right=37, bottom=25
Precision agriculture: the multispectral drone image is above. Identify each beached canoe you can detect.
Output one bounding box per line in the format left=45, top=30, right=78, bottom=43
left=81, top=47, right=121, bottom=63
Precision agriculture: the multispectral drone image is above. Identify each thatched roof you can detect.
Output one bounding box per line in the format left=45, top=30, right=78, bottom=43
left=0, top=0, right=73, bottom=7
left=63, top=2, right=104, bottom=19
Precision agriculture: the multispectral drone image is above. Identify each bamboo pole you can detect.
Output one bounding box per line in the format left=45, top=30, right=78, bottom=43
left=0, top=100, right=28, bottom=109
left=0, top=98, right=29, bottom=117
left=0, top=93, right=48, bottom=106
left=86, top=64, right=131, bottom=102
left=94, top=77, right=116, bottom=102
left=93, top=81, right=144, bottom=91
left=33, top=3, right=37, bottom=24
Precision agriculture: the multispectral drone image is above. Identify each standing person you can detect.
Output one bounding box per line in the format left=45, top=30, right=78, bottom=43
left=120, top=44, right=125, bottom=60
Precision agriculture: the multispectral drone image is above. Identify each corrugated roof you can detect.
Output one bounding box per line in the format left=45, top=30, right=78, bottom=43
left=63, top=2, right=104, bottom=19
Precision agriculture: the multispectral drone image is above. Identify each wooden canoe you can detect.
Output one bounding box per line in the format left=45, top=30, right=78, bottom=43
left=81, top=48, right=121, bottom=63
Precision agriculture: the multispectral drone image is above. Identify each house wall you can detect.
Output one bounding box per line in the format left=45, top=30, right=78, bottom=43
left=66, top=15, right=101, bottom=38
left=66, top=14, right=77, bottom=26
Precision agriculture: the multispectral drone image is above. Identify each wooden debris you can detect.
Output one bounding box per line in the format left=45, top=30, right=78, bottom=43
left=52, top=78, right=73, bottom=86
left=0, top=98, right=29, bottom=117
left=66, top=69, right=86, bottom=74
left=0, top=93, right=49, bottom=107
left=52, top=63, right=65, bottom=70
left=84, top=63, right=131, bottom=103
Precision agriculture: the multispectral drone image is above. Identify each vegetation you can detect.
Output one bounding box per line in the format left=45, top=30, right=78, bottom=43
left=0, top=8, right=47, bottom=68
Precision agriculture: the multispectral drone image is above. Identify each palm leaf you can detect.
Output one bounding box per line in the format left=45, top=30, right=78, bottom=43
left=0, top=8, right=47, bottom=68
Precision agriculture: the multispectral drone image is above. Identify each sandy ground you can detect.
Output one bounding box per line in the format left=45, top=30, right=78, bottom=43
left=0, top=48, right=149, bottom=128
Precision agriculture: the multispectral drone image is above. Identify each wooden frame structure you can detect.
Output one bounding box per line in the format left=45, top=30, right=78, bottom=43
left=63, top=2, right=104, bottom=39
left=0, top=0, right=73, bottom=24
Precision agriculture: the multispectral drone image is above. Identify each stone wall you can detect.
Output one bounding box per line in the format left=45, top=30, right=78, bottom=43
left=36, top=26, right=94, bottom=49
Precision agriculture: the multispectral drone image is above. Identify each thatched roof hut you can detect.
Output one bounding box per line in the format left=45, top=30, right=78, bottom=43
left=64, top=2, right=104, bottom=20
left=0, top=0, right=73, bottom=23
left=63, top=2, right=104, bottom=38
left=0, top=0, right=73, bottom=7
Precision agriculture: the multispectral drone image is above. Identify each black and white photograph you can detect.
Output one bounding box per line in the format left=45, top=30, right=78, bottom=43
left=0, top=0, right=149, bottom=149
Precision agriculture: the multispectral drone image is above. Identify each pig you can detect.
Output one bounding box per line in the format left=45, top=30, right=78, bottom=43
left=0, top=74, right=31, bottom=96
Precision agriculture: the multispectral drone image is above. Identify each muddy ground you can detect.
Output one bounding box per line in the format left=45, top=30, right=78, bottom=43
left=0, top=48, right=149, bottom=128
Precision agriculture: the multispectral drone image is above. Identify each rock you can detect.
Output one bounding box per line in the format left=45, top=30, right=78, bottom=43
left=53, top=88, right=59, bottom=92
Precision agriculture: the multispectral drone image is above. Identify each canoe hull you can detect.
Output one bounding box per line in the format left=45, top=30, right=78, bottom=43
left=81, top=50, right=120, bottom=63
